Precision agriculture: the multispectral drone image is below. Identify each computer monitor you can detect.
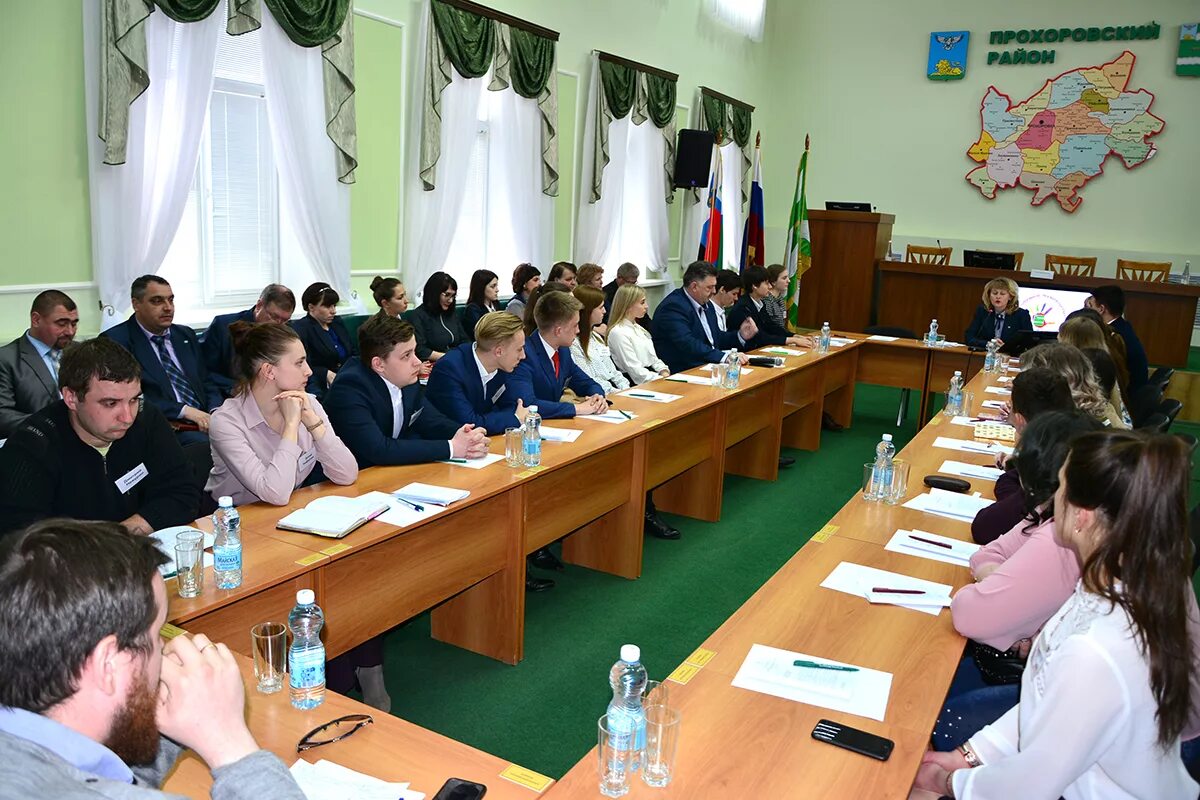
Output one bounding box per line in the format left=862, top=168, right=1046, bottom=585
left=964, top=250, right=1017, bottom=270
left=824, top=201, right=872, bottom=212
left=1018, top=285, right=1091, bottom=334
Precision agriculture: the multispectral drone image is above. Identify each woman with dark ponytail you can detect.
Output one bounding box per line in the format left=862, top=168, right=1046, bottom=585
left=913, top=430, right=1200, bottom=799
left=370, top=275, right=408, bottom=319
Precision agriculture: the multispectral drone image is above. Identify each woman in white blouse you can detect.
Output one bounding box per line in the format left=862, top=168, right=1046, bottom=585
left=911, top=430, right=1199, bottom=800
left=569, top=286, right=630, bottom=394
left=607, top=285, right=668, bottom=384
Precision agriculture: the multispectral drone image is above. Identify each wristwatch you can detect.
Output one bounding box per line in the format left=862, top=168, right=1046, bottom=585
left=958, top=742, right=982, bottom=767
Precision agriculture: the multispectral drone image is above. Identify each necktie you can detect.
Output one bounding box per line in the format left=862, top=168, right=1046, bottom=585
left=994, top=313, right=1005, bottom=340
left=48, top=348, right=62, bottom=380
left=551, top=350, right=561, bottom=378
left=151, top=334, right=202, bottom=409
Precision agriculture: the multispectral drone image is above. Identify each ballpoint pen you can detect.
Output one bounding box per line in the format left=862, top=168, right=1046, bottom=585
left=908, top=534, right=952, bottom=549
left=446, top=458, right=469, bottom=463
left=793, top=660, right=859, bottom=672
left=871, top=587, right=925, bottom=595
left=618, top=410, right=632, bottom=419
left=394, top=496, right=424, bottom=512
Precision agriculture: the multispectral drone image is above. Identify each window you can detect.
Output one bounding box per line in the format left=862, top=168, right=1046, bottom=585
left=704, top=0, right=765, bottom=41
left=160, top=28, right=279, bottom=322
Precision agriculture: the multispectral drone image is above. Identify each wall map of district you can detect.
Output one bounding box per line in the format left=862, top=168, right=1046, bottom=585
left=965, top=50, right=1163, bottom=213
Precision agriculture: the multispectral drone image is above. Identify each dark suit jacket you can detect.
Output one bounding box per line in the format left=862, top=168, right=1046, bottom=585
left=462, top=303, right=496, bottom=341
left=1109, top=316, right=1148, bottom=389
left=964, top=306, right=1033, bottom=349
left=602, top=280, right=652, bottom=332
left=407, top=305, right=468, bottom=361
left=504, top=334, right=603, bottom=419
left=425, top=343, right=519, bottom=435
left=202, top=307, right=255, bottom=397
left=0, top=334, right=59, bottom=437
left=651, top=288, right=741, bottom=373
left=102, top=318, right=222, bottom=419
left=726, top=296, right=788, bottom=349
left=291, top=314, right=356, bottom=397
left=323, top=358, right=460, bottom=468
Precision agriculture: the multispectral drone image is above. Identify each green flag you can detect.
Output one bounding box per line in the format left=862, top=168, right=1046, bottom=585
left=783, top=138, right=811, bottom=330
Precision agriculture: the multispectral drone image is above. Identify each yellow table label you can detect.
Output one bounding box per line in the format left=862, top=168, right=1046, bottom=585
left=685, top=647, right=716, bottom=667
left=668, top=662, right=701, bottom=685
left=499, top=764, right=554, bottom=793
left=320, top=543, right=352, bottom=556
left=811, top=532, right=832, bottom=543
left=159, top=623, right=188, bottom=640
left=516, top=466, right=546, bottom=478
left=641, top=419, right=664, bottom=428
left=929, top=416, right=942, bottom=426
left=817, top=523, right=839, bottom=536
left=295, top=553, right=324, bottom=566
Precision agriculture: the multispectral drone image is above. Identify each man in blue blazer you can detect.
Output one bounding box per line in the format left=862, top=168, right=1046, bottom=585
left=652, top=261, right=758, bottom=373
left=426, top=311, right=530, bottom=435
left=101, top=275, right=221, bottom=444
left=201, top=284, right=295, bottom=397
left=323, top=315, right=488, bottom=469
left=1088, top=285, right=1149, bottom=390
left=504, top=290, right=607, bottom=419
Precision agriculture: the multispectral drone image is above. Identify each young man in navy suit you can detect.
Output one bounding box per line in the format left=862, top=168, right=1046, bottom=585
left=1087, top=285, right=1149, bottom=390
left=323, top=315, right=488, bottom=469
left=425, top=311, right=530, bottom=435
left=652, top=261, right=758, bottom=374
left=101, top=276, right=222, bottom=444
left=505, top=291, right=607, bottom=419
left=202, top=284, right=295, bottom=397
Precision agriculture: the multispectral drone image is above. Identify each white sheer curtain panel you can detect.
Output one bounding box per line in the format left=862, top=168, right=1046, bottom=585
left=685, top=140, right=745, bottom=269
left=259, top=9, right=359, bottom=310
left=84, top=4, right=221, bottom=328
left=486, top=81, right=553, bottom=275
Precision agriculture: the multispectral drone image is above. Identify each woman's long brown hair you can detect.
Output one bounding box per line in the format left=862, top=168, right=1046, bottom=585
left=1064, top=430, right=1194, bottom=746
left=572, top=285, right=605, bottom=358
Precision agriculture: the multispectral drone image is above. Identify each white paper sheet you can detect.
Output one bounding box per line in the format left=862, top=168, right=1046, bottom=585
left=578, top=409, right=637, bottom=424
left=938, top=460, right=1003, bottom=481
left=540, top=426, right=582, bottom=442
left=151, top=527, right=215, bottom=577
left=439, top=453, right=504, bottom=469
left=820, top=561, right=953, bottom=616
left=829, top=337, right=853, bottom=347
left=981, top=400, right=1008, bottom=410
left=618, top=388, right=683, bottom=403
left=902, top=488, right=994, bottom=523
left=950, top=415, right=1004, bottom=427
left=359, top=490, right=442, bottom=528
left=392, top=483, right=469, bottom=506
left=985, top=386, right=1012, bottom=396
left=1005, top=365, right=1020, bottom=373
left=290, top=758, right=425, bottom=800
left=997, top=376, right=1013, bottom=383
left=884, top=528, right=980, bottom=566
left=731, top=644, right=893, bottom=722
left=761, top=346, right=807, bottom=355
left=665, top=373, right=715, bottom=386
left=932, top=436, right=1014, bottom=457
left=866, top=335, right=898, bottom=342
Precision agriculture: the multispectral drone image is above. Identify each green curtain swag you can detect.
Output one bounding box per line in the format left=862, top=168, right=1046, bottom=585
left=590, top=55, right=677, bottom=204
left=154, top=0, right=222, bottom=23
left=693, top=89, right=752, bottom=206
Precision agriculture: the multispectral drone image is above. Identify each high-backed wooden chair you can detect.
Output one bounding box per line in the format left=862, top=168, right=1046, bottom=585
left=1008, top=251, right=1024, bottom=269
left=1045, top=254, right=1097, bottom=277
left=905, top=245, right=952, bottom=265
left=1116, top=259, right=1171, bottom=283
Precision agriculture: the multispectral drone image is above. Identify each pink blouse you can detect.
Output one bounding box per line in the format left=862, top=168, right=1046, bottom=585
left=205, top=392, right=358, bottom=506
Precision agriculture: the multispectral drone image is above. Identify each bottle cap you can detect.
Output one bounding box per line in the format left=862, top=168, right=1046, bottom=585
left=932, top=319, right=938, bottom=323
left=954, top=370, right=962, bottom=376
left=620, top=644, right=640, bottom=663
left=823, top=321, right=829, bottom=326
left=218, top=496, right=233, bottom=508
left=528, top=405, right=538, bottom=413
left=882, top=434, right=893, bottom=442
left=296, top=589, right=315, bottom=605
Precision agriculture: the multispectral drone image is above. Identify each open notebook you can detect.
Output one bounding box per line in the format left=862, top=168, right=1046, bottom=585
left=277, top=495, right=391, bottom=539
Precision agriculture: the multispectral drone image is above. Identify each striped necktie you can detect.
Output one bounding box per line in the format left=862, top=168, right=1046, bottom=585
left=151, top=334, right=202, bottom=409
left=48, top=348, right=62, bottom=380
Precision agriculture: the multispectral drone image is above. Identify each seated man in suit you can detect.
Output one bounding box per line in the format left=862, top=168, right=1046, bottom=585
left=102, top=275, right=222, bottom=444
left=0, top=289, right=79, bottom=437
left=202, top=283, right=295, bottom=397
left=426, top=311, right=530, bottom=435
left=711, top=269, right=742, bottom=333
left=727, top=265, right=815, bottom=350
left=0, top=338, right=198, bottom=537
left=323, top=314, right=488, bottom=468
left=1087, top=285, right=1148, bottom=390
left=652, top=260, right=758, bottom=374
left=602, top=262, right=652, bottom=331
left=506, top=290, right=607, bottom=419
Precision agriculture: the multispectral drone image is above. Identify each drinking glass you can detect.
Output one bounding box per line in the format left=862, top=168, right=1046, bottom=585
left=251, top=622, right=287, bottom=694
left=597, top=714, right=635, bottom=798
left=862, top=463, right=881, bottom=501
left=504, top=427, right=524, bottom=467
left=708, top=363, right=721, bottom=386
left=175, top=529, right=203, bottom=547
left=642, top=679, right=669, bottom=709
left=641, top=704, right=681, bottom=788
left=174, top=542, right=203, bottom=598
left=935, top=334, right=947, bottom=347
left=885, top=459, right=911, bottom=506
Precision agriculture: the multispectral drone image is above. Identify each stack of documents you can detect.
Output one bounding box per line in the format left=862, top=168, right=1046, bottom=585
left=277, top=496, right=391, bottom=538
left=731, top=644, right=892, bottom=721
left=618, top=388, right=683, bottom=403
left=932, top=436, right=1014, bottom=457
left=885, top=528, right=980, bottom=566
left=540, top=426, right=582, bottom=442
left=151, top=527, right=214, bottom=576
left=937, top=460, right=1004, bottom=482
left=393, top=483, right=469, bottom=506
left=289, top=759, right=425, bottom=800
left=902, top=488, right=994, bottom=522
left=820, top=561, right=954, bottom=616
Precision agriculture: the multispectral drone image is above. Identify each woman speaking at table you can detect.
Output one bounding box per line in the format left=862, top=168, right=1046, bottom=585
left=965, top=278, right=1033, bottom=350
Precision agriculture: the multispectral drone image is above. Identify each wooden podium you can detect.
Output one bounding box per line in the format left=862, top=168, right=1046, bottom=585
left=793, top=210, right=894, bottom=332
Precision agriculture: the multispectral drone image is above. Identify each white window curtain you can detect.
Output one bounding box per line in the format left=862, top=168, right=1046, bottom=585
left=84, top=3, right=222, bottom=329
left=704, top=0, right=766, bottom=41
left=685, top=140, right=745, bottom=269
left=575, top=55, right=670, bottom=281
left=404, top=3, right=552, bottom=300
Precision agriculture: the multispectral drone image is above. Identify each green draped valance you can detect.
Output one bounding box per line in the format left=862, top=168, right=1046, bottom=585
left=696, top=87, right=753, bottom=205
left=420, top=0, right=558, bottom=197
left=99, top=0, right=357, bottom=183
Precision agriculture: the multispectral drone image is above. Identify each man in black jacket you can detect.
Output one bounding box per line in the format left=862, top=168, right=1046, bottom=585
left=0, top=338, right=198, bottom=537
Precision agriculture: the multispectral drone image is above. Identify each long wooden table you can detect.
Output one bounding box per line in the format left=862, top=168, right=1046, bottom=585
left=545, top=359, right=1008, bottom=798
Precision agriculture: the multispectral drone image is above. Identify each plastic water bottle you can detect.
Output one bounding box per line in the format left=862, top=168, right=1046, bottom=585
left=523, top=405, right=542, bottom=467
left=722, top=349, right=741, bottom=389
left=818, top=322, right=832, bottom=354
left=288, top=589, right=326, bottom=710
left=945, top=370, right=964, bottom=416
left=869, top=434, right=896, bottom=501
left=983, top=340, right=999, bottom=374
left=212, top=496, right=242, bottom=590
left=926, top=319, right=939, bottom=348
left=607, top=644, right=648, bottom=773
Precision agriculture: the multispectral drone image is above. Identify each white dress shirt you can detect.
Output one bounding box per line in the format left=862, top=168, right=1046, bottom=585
left=24, top=332, right=61, bottom=392
left=471, top=344, right=497, bottom=391
left=382, top=376, right=455, bottom=458
left=608, top=321, right=669, bottom=385
left=714, top=304, right=727, bottom=332
left=684, top=291, right=716, bottom=345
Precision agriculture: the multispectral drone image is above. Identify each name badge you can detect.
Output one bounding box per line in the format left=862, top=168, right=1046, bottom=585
left=491, top=384, right=506, bottom=404
left=115, top=463, right=149, bottom=494
left=298, top=450, right=317, bottom=469
left=408, top=407, right=424, bottom=426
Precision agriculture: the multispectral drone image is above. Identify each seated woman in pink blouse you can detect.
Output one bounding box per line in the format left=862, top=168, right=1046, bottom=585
left=206, top=321, right=358, bottom=505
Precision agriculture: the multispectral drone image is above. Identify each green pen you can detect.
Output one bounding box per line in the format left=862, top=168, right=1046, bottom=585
left=793, top=660, right=859, bottom=672
left=618, top=410, right=632, bottom=419
left=446, top=458, right=469, bottom=463
left=628, top=392, right=656, bottom=399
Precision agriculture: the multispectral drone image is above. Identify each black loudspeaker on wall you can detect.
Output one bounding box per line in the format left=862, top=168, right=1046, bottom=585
left=674, top=128, right=715, bottom=189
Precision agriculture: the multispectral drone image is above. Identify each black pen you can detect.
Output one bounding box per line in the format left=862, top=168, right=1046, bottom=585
left=394, top=496, right=424, bottom=512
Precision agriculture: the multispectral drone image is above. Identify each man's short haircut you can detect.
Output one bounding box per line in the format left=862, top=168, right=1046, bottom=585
left=358, top=314, right=415, bottom=365
left=682, top=261, right=718, bottom=287
left=130, top=274, right=169, bottom=301
left=59, top=338, right=141, bottom=399
left=1011, top=367, right=1074, bottom=421
left=740, top=265, right=769, bottom=293
left=474, top=311, right=524, bottom=348
left=1090, top=285, right=1126, bottom=317
left=616, top=262, right=640, bottom=282
left=31, top=290, right=77, bottom=316
left=716, top=269, right=743, bottom=293
left=533, top=290, right=582, bottom=330
left=0, top=519, right=167, bottom=712
left=258, top=283, right=296, bottom=312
